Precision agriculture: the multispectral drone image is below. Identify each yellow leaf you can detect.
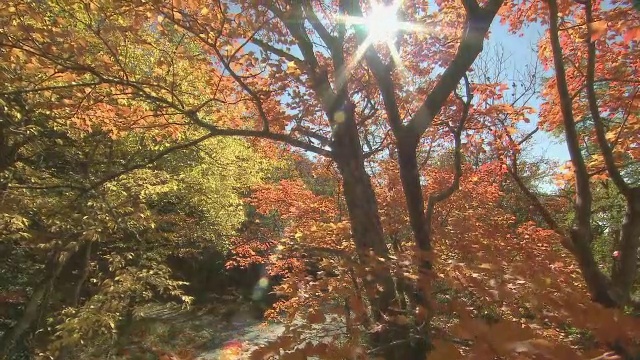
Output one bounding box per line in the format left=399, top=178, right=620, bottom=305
left=286, top=61, right=300, bottom=75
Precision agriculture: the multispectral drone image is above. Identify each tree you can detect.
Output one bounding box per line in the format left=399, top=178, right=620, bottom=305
left=502, top=0, right=640, bottom=308
left=0, top=80, right=278, bottom=358
left=2, top=0, right=510, bottom=357
left=5, top=0, right=639, bottom=358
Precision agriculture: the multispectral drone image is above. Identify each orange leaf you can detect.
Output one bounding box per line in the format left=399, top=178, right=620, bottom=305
left=429, top=340, right=463, bottom=359
left=624, top=27, right=640, bottom=42
left=307, top=311, right=325, bottom=324
left=588, top=21, right=607, bottom=42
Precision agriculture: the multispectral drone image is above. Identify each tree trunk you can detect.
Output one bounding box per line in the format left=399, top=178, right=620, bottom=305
left=611, top=189, right=640, bottom=304
left=569, top=230, right=618, bottom=307
left=0, top=248, right=73, bottom=359
left=71, top=241, right=92, bottom=307
left=331, top=102, right=394, bottom=307
left=545, top=0, right=621, bottom=309
left=331, top=104, right=423, bottom=358
left=397, top=141, right=432, bottom=264
left=333, top=151, right=398, bottom=307
left=396, top=141, right=433, bottom=358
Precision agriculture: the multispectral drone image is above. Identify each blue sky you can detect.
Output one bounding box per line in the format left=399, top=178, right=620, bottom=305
left=485, top=18, right=571, bottom=164
left=231, top=2, right=572, bottom=165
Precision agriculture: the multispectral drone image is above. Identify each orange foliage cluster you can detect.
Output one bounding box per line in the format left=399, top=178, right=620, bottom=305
left=229, top=157, right=640, bottom=358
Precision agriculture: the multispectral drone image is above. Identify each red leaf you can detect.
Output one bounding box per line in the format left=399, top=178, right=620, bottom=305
left=624, top=27, right=640, bottom=42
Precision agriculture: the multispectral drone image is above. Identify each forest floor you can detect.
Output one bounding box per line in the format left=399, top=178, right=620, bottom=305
left=125, top=301, right=342, bottom=359
left=121, top=301, right=279, bottom=359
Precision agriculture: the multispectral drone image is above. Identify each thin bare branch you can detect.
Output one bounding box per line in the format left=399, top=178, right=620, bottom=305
left=407, top=0, right=504, bottom=144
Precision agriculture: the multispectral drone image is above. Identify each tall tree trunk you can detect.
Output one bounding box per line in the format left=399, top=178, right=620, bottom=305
left=396, top=141, right=434, bottom=358
left=0, top=247, right=74, bottom=359
left=611, top=190, right=640, bottom=304
left=71, top=241, right=92, bottom=307
left=570, top=232, right=618, bottom=306
left=331, top=102, right=394, bottom=310
left=332, top=103, right=418, bottom=358
left=545, top=0, right=619, bottom=307
left=397, top=142, right=432, bottom=263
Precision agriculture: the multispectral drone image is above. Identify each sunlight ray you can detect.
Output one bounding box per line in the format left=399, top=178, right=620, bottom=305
left=334, top=0, right=434, bottom=88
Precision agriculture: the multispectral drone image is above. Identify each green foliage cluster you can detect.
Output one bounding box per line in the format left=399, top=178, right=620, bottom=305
left=0, top=113, right=279, bottom=358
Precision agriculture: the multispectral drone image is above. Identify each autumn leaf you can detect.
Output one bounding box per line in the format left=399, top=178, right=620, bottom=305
left=307, top=311, right=325, bottom=324
left=429, top=340, right=462, bottom=359
left=624, top=27, right=640, bottom=42
left=588, top=21, right=607, bottom=42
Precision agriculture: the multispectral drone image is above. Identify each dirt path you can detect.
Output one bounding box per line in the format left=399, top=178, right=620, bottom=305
left=135, top=303, right=344, bottom=359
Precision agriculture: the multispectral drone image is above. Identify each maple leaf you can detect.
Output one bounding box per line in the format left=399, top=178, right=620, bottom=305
left=588, top=21, right=608, bottom=42
left=624, top=27, right=640, bottom=42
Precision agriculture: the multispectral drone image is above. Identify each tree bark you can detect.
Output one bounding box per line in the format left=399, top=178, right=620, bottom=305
left=332, top=103, right=420, bottom=358
left=544, top=0, right=622, bottom=307
left=332, top=111, right=397, bottom=313
left=0, top=247, right=74, bottom=359
left=394, top=141, right=433, bottom=359
left=71, top=240, right=92, bottom=307
left=611, top=189, right=640, bottom=304
left=397, top=141, right=433, bottom=312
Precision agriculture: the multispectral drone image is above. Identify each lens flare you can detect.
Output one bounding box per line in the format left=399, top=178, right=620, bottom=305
left=220, top=340, right=244, bottom=360
left=252, top=276, right=270, bottom=301
left=335, top=1, right=433, bottom=90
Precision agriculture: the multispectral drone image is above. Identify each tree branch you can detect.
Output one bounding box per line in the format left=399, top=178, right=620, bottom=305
left=344, top=0, right=404, bottom=135
left=426, top=74, right=471, bottom=223
left=301, top=1, right=338, bottom=53
left=584, top=3, right=630, bottom=195
left=251, top=38, right=304, bottom=65
left=187, top=112, right=332, bottom=157
left=406, top=0, right=503, bottom=144
left=271, top=2, right=339, bottom=117
left=546, top=0, right=593, bottom=234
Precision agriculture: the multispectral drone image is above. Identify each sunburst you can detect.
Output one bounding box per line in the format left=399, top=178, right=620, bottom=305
left=337, top=1, right=428, bottom=85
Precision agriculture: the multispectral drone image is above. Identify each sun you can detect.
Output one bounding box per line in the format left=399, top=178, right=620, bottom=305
left=334, top=0, right=429, bottom=89
left=341, top=1, right=408, bottom=45
left=363, top=3, right=403, bottom=44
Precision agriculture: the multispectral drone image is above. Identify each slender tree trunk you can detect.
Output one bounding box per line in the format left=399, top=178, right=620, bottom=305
left=570, top=232, right=618, bottom=306
left=544, top=0, right=621, bottom=308
left=332, top=104, right=421, bottom=358
left=347, top=267, right=370, bottom=328
left=611, top=190, right=640, bottom=304
left=397, top=142, right=434, bottom=307
left=390, top=235, right=411, bottom=311
left=396, top=141, right=433, bottom=358
left=71, top=241, right=92, bottom=307
left=0, top=248, right=73, bottom=359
